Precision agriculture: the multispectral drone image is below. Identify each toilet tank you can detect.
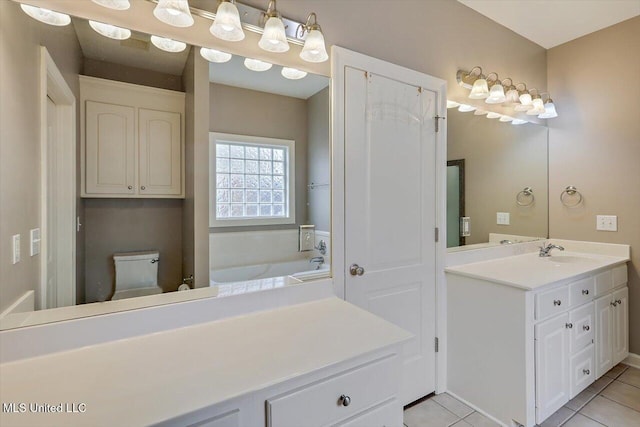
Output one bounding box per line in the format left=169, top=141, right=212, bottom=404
left=113, top=251, right=159, bottom=291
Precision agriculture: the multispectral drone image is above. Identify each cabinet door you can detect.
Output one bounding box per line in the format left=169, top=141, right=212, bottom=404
left=535, top=313, right=570, bottom=424
left=85, top=101, right=135, bottom=195
left=138, top=108, right=182, bottom=196
left=612, top=287, right=629, bottom=365
left=595, top=294, right=613, bottom=378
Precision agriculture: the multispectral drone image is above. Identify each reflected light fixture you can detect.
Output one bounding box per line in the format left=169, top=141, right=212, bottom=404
left=457, top=67, right=489, bottom=100
left=259, top=0, right=289, bottom=53
left=485, top=73, right=506, bottom=104
left=20, top=4, right=71, bottom=26
left=153, top=0, right=194, bottom=28
left=458, top=104, right=476, bottom=112
left=281, top=67, right=307, bottom=80
left=91, top=0, right=131, bottom=10
left=504, top=79, right=520, bottom=103
left=538, top=95, right=558, bottom=119
left=447, top=100, right=460, bottom=109
left=486, top=112, right=501, bottom=119
left=200, top=47, right=232, bottom=63
left=474, top=109, right=488, bottom=116
left=89, top=20, right=131, bottom=40
left=150, top=35, right=187, bottom=53
left=210, top=0, right=245, bottom=42
left=499, top=115, right=514, bottom=122
left=244, top=58, right=273, bottom=72
left=512, top=119, right=527, bottom=125
left=297, top=12, right=329, bottom=63
left=526, top=95, right=545, bottom=116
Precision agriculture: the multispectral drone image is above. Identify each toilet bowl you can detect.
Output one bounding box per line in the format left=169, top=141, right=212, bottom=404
left=112, top=251, right=163, bottom=300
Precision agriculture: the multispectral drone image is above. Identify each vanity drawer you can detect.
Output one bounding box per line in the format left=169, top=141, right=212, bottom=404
left=594, top=269, right=613, bottom=297
left=613, top=265, right=628, bottom=288
left=266, top=355, right=396, bottom=427
left=569, top=302, right=594, bottom=355
left=569, top=277, right=594, bottom=308
left=570, top=344, right=595, bottom=399
left=536, top=286, right=570, bottom=320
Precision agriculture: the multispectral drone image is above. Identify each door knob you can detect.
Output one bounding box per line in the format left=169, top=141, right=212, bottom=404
left=349, top=264, right=365, bottom=276
left=339, top=394, right=351, bottom=407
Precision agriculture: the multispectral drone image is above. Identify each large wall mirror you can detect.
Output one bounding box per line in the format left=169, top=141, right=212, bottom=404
left=0, top=1, right=330, bottom=329
left=446, top=107, right=548, bottom=251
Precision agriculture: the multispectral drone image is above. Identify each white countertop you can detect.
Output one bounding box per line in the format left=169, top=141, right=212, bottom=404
left=445, top=250, right=629, bottom=291
left=0, top=297, right=411, bottom=427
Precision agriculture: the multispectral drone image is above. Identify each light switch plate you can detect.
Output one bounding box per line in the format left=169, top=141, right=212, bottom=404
left=12, top=234, right=20, bottom=264
left=30, top=228, right=41, bottom=256
left=460, top=217, right=471, bottom=237
left=299, top=225, right=315, bottom=252
left=497, top=212, right=510, bottom=225
left=596, top=215, right=618, bottom=231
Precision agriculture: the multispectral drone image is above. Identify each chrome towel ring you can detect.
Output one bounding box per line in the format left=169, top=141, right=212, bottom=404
left=516, top=187, right=535, bottom=206
left=561, top=185, right=583, bottom=207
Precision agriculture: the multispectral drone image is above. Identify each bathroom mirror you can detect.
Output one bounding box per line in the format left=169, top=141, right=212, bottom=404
left=0, top=3, right=330, bottom=329
left=446, top=107, right=548, bottom=251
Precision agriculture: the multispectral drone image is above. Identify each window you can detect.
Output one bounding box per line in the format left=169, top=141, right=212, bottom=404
left=210, top=133, right=295, bottom=227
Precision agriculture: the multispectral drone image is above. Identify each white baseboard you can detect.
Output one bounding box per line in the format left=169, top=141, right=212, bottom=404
left=0, top=290, right=35, bottom=318
left=445, top=390, right=508, bottom=427
left=623, top=353, right=640, bottom=369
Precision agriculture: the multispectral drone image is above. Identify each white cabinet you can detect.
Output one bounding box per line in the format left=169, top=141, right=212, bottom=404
left=80, top=76, right=185, bottom=198
left=612, top=287, right=629, bottom=364
left=596, top=286, right=629, bottom=378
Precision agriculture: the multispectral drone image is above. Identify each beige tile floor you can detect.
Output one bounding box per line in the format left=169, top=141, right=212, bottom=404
left=403, top=364, right=640, bottom=427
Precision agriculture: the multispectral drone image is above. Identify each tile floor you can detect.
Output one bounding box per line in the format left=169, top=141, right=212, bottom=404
left=403, top=364, right=640, bottom=427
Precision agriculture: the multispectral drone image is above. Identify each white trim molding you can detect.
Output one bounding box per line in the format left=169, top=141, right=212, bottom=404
left=624, top=353, right=640, bottom=369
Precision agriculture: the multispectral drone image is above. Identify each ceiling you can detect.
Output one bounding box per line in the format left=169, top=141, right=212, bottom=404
left=457, top=0, right=640, bottom=49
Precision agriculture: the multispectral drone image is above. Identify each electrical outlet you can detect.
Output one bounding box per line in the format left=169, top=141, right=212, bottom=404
left=596, top=215, right=618, bottom=232
left=30, top=228, right=41, bottom=256
left=497, top=212, right=510, bottom=225
left=12, top=234, right=20, bottom=264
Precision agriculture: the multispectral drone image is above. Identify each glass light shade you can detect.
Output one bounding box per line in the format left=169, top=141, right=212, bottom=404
left=526, top=98, right=545, bottom=115
left=485, top=84, right=506, bottom=104
left=200, top=47, right=232, bottom=63
left=446, top=100, right=460, bottom=109
left=281, top=67, right=307, bottom=80
left=519, top=92, right=533, bottom=106
left=505, top=88, right=520, bottom=103
left=91, top=0, right=130, bottom=10
left=244, top=58, right=273, bottom=72
left=259, top=17, right=289, bottom=53
left=457, top=104, right=476, bottom=112
left=150, top=36, right=186, bottom=53
left=153, top=0, right=194, bottom=28
left=20, top=4, right=70, bottom=26
left=486, top=112, right=501, bottom=119
left=512, top=119, right=527, bottom=125
left=300, top=29, right=329, bottom=63
left=210, top=1, right=245, bottom=42
left=538, top=101, right=558, bottom=119
left=474, top=109, right=488, bottom=116
left=89, top=20, right=131, bottom=40
left=499, top=116, right=514, bottom=122
left=468, top=78, right=489, bottom=99
left=514, top=103, right=533, bottom=112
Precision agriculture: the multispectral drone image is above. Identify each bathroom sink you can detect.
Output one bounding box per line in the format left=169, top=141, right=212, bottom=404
left=542, top=255, right=598, bottom=265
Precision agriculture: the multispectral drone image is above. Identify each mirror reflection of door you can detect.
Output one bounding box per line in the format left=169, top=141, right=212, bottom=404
left=446, top=159, right=465, bottom=248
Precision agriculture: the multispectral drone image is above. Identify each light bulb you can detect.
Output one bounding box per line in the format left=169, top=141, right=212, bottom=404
left=244, top=58, right=273, bottom=72
left=446, top=100, right=460, bottom=109
left=200, top=47, right=232, bottom=63
left=259, top=17, right=289, bottom=53
left=526, top=98, right=545, bottom=115
left=150, top=36, right=186, bottom=53
left=91, top=0, right=130, bottom=10
left=20, top=4, right=70, bottom=26
left=469, top=78, right=489, bottom=99
left=486, top=112, right=501, bottom=119
left=485, top=84, right=506, bottom=104
left=300, top=29, right=329, bottom=63
left=153, top=0, right=194, bottom=28
left=210, top=1, right=244, bottom=42
left=458, top=104, right=476, bottom=112
left=89, top=20, right=131, bottom=40
left=281, top=67, right=307, bottom=80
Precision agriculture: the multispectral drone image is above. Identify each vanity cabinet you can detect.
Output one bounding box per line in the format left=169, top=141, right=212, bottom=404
left=80, top=76, right=185, bottom=198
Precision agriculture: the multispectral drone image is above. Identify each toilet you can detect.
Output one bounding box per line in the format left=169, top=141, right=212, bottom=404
left=112, top=251, right=163, bottom=300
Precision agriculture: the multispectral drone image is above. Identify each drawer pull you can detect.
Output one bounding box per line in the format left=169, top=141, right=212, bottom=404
left=582, top=289, right=589, bottom=295
left=583, top=369, right=590, bottom=375
left=611, top=301, right=618, bottom=307
left=339, top=395, right=351, bottom=407
left=554, top=300, right=562, bottom=306
left=616, top=299, right=622, bottom=305
left=565, top=323, right=573, bottom=329
left=127, top=185, right=133, bottom=190
left=583, top=325, right=590, bottom=331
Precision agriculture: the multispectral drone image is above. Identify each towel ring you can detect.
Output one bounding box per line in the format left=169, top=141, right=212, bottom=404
left=560, top=186, right=583, bottom=207
left=516, top=187, right=535, bottom=206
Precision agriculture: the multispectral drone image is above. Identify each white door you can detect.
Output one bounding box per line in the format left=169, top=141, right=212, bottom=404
left=595, top=294, right=613, bottom=378
left=138, top=108, right=182, bottom=196
left=612, top=287, right=629, bottom=365
left=344, top=68, right=437, bottom=404
left=535, top=313, right=570, bottom=423
left=45, top=97, right=59, bottom=309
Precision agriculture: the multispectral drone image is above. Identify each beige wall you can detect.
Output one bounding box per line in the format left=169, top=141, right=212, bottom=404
left=83, top=57, right=184, bottom=92
left=447, top=109, right=549, bottom=245
left=307, top=87, right=331, bottom=232
left=548, top=16, right=640, bottom=354
left=0, top=1, right=83, bottom=312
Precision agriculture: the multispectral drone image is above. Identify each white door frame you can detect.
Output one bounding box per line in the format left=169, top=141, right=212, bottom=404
left=39, top=47, right=76, bottom=309
left=331, top=46, right=448, bottom=394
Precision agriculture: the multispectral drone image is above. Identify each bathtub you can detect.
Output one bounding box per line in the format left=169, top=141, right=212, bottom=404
left=210, top=259, right=330, bottom=287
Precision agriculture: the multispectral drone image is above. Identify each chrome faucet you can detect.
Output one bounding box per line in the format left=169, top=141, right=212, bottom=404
left=539, top=242, right=565, bottom=257
left=309, top=256, right=325, bottom=270
left=315, top=239, right=327, bottom=255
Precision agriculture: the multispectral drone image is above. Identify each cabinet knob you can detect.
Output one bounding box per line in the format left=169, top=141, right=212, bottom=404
left=611, top=301, right=618, bottom=307
left=583, top=325, right=590, bottom=331
left=616, top=299, right=622, bottom=305
left=141, top=186, right=146, bottom=190
left=583, top=369, right=590, bottom=375
left=565, top=323, right=573, bottom=329
left=349, top=264, right=365, bottom=276
left=582, top=289, right=589, bottom=295
left=339, top=394, right=351, bottom=407
left=127, top=185, right=133, bottom=190
left=554, top=300, right=562, bottom=306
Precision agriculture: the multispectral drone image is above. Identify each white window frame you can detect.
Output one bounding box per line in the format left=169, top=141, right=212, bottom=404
left=209, top=132, right=296, bottom=227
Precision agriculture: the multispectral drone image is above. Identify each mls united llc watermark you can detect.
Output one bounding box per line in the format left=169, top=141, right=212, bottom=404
left=3, top=402, right=87, bottom=414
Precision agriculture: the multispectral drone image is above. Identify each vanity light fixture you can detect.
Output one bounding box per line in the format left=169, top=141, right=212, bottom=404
left=503, top=78, right=520, bottom=104
left=513, top=84, right=534, bottom=111
left=244, top=58, right=273, bottom=72
left=20, top=4, right=71, bottom=26
left=447, top=100, right=460, bottom=109
left=281, top=67, right=307, bottom=80
left=210, top=0, right=245, bottom=42
left=486, top=112, right=501, bottom=119
left=259, top=0, right=290, bottom=53
left=91, top=0, right=131, bottom=10
left=200, top=47, right=232, bottom=63
left=153, top=0, right=194, bottom=28
left=526, top=94, right=546, bottom=116
left=457, top=104, right=476, bottom=112
left=89, top=20, right=131, bottom=40
left=297, top=13, right=329, bottom=63
left=150, top=35, right=187, bottom=52
left=485, top=73, right=506, bottom=104
left=538, top=94, right=558, bottom=119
